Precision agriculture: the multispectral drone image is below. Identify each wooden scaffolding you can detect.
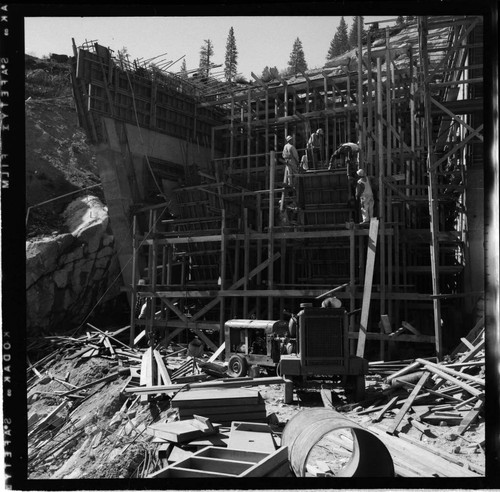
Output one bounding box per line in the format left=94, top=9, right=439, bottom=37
left=76, top=16, right=483, bottom=360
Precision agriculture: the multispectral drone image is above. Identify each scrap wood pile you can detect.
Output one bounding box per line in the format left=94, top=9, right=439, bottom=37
left=338, top=323, right=486, bottom=477
left=26, top=323, right=291, bottom=479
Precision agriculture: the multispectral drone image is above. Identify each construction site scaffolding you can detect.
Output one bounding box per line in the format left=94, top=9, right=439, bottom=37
left=124, top=15, right=483, bottom=361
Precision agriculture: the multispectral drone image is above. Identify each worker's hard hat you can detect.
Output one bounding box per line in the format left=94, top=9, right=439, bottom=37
left=286, top=135, right=293, bottom=142
left=357, top=169, right=366, bottom=177
left=316, top=128, right=323, bottom=134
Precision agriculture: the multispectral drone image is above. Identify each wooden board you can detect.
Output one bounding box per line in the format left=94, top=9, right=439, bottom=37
left=153, top=349, right=172, bottom=385
left=386, top=371, right=430, bottom=435
left=171, top=388, right=261, bottom=408
left=228, top=421, right=276, bottom=453
left=356, top=217, right=379, bottom=357
left=188, top=433, right=229, bottom=448
left=178, top=408, right=267, bottom=422
left=146, top=419, right=221, bottom=443
left=149, top=445, right=288, bottom=478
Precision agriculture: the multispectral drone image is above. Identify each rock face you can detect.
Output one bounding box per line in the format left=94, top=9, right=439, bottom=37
left=26, top=195, right=122, bottom=336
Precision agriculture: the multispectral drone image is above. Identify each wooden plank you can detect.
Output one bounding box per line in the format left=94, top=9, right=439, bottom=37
left=140, top=347, right=152, bottom=387
left=196, top=446, right=268, bottom=463
left=124, top=376, right=285, bottom=395
left=59, top=368, right=130, bottom=397
left=356, top=218, right=379, bottom=357
left=228, top=422, right=276, bottom=453
left=386, top=371, right=430, bottom=435
left=146, top=420, right=221, bottom=443
left=167, top=446, right=194, bottom=463
left=416, top=358, right=484, bottom=387
left=133, top=330, right=146, bottom=346
left=369, top=426, right=480, bottom=477
left=87, top=323, right=130, bottom=350
left=153, top=350, right=172, bottom=385
left=402, top=321, right=421, bottom=335
left=239, top=446, right=289, bottom=477
left=459, top=338, right=485, bottom=363
left=187, top=433, right=229, bottom=448
left=207, top=342, right=226, bottom=363
left=372, top=395, right=399, bottom=423
left=459, top=337, right=475, bottom=351
left=456, top=400, right=483, bottom=435
left=417, top=360, right=482, bottom=396
left=177, top=408, right=267, bottom=421
left=386, top=360, right=421, bottom=382
left=171, top=388, right=260, bottom=408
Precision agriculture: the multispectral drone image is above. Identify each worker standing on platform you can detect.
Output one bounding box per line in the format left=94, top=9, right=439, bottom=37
left=355, top=168, right=374, bottom=224
left=306, top=128, right=324, bottom=169
left=282, top=135, right=300, bottom=186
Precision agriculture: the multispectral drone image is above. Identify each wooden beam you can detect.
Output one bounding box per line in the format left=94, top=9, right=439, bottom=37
left=386, top=371, right=430, bottom=435
left=124, top=376, right=285, bottom=395
left=356, top=218, right=379, bottom=357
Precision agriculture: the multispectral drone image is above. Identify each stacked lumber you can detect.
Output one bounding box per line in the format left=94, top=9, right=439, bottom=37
left=171, top=388, right=267, bottom=424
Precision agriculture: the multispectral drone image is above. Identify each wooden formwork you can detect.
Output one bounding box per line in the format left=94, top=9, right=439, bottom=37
left=70, top=17, right=484, bottom=360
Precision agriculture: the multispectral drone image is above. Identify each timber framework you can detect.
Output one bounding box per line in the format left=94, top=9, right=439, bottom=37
left=71, top=15, right=485, bottom=361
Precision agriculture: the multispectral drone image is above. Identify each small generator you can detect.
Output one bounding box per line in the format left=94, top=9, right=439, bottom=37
left=224, top=303, right=368, bottom=399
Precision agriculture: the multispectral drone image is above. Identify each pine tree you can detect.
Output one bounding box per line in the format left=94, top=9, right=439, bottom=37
left=261, top=66, right=279, bottom=83
left=287, top=37, right=308, bottom=76
left=327, top=16, right=350, bottom=60
left=224, top=27, right=238, bottom=83
left=199, top=39, right=214, bottom=78
left=348, top=16, right=365, bottom=49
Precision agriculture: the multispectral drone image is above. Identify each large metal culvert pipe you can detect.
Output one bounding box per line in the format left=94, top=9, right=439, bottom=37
left=282, top=408, right=394, bottom=477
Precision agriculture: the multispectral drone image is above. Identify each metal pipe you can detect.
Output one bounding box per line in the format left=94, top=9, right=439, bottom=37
left=282, top=408, right=394, bottom=477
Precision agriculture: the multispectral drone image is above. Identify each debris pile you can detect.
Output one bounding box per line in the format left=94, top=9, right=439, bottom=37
left=27, top=322, right=485, bottom=479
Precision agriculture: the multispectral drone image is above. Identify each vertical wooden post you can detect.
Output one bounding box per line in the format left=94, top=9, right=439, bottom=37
left=243, top=208, right=250, bottom=318
left=357, top=16, right=364, bottom=161
left=367, top=33, right=374, bottom=168
left=247, top=89, right=252, bottom=183
left=219, top=209, right=227, bottom=345
left=323, top=73, right=329, bottom=162
left=376, top=56, right=385, bottom=355
left=129, top=214, right=138, bottom=347
left=419, top=16, right=443, bottom=360
left=280, top=238, right=286, bottom=318
left=349, top=222, right=356, bottom=353
left=230, top=92, right=235, bottom=175
left=256, top=195, right=263, bottom=318
left=268, top=151, right=276, bottom=319
left=356, top=218, right=380, bottom=358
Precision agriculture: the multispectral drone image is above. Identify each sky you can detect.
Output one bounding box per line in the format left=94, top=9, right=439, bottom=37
left=24, top=16, right=395, bottom=79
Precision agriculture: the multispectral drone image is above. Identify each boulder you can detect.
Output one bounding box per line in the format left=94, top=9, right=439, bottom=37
left=26, top=195, right=123, bottom=336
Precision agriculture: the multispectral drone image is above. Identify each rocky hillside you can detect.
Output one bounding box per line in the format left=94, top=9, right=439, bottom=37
left=25, top=55, right=125, bottom=343
left=25, top=54, right=102, bottom=238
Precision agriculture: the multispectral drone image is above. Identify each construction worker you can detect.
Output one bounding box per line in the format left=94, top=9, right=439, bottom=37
left=300, top=153, right=309, bottom=172
left=355, top=168, right=374, bottom=224
left=281, top=135, right=299, bottom=186
left=329, top=141, right=360, bottom=170
left=306, top=128, right=324, bottom=169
